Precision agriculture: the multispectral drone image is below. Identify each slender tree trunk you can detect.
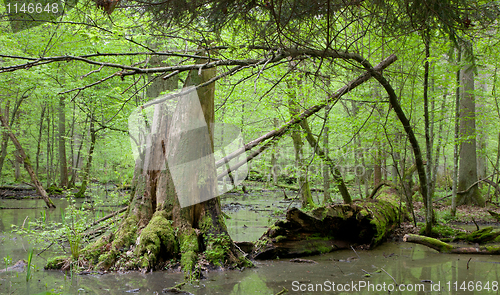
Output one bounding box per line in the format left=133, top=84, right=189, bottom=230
left=75, top=119, right=96, bottom=198
left=288, top=101, right=314, bottom=208
left=299, top=120, right=352, bottom=204
left=269, top=118, right=279, bottom=185
left=476, top=75, right=488, bottom=183
left=451, top=48, right=461, bottom=216
left=46, top=106, right=51, bottom=187
left=373, top=142, right=382, bottom=187
left=368, top=64, right=430, bottom=223
left=286, top=70, right=313, bottom=208
left=35, top=104, right=46, bottom=177
left=58, top=96, right=69, bottom=187
left=0, top=114, right=55, bottom=208
left=457, top=40, right=484, bottom=206
left=0, top=102, right=10, bottom=177
left=323, top=126, right=330, bottom=203
left=423, top=30, right=434, bottom=234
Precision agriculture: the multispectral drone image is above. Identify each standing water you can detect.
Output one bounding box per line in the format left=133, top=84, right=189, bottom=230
left=1, top=191, right=499, bottom=294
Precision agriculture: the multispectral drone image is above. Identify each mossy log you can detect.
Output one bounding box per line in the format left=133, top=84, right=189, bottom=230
left=252, top=194, right=405, bottom=259
left=403, top=234, right=500, bottom=254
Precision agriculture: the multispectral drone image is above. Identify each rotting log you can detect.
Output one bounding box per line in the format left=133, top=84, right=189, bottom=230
left=403, top=234, right=500, bottom=254
left=252, top=193, right=405, bottom=259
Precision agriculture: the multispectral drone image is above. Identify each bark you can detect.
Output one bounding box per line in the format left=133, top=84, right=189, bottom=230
left=58, top=96, right=69, bottom=187
left=253, top=192, right=404, bottom=259
left=404, top=234, right=500, bottom=254
left=0, top=114, right=55, bottom=208
left=457, top=40, right=484, bottom=206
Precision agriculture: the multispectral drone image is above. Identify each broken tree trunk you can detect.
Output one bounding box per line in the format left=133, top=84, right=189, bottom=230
left=403, top=234, right=500, bottom=254
left=0, top=114, right=56, bottom=208
left=252, top=192, right=404, bottom=259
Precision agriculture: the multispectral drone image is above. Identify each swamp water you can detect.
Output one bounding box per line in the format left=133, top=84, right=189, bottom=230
left=1, top=191, right=500, bottom=294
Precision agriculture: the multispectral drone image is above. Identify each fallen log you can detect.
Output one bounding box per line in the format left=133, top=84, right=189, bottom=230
left=403, top=234, right=500, bottom=254
left=252, top=193, right=405, bottom=259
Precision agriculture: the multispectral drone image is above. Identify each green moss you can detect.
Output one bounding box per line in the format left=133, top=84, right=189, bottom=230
left=82, top=235, right=109, bottom=265
left=199, top=214, right=213, bottom=233
left=136, top=211, right=177, bottom=269
left=98, top=251, right=118, bottom=269
left=311, top=242, right=331, bottom=254
left=465, top=227, right=500, bottom=244
left=205, top=233, right=231, bottom=266
left=485, top=245, right=500, bottom=253
left=45, top=256, right=67, bottom=269
left=112, top=215, right=139, bottom=250
left=419, top=224, right=461, bottom=238
left=179, top=229, right=199, bottom=274
left=421, top=236, right=454, bottom=253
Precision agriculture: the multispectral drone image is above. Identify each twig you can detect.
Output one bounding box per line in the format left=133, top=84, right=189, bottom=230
left=351, top=245, right=360, bottom=259
left=335, top=264, right=344, bottom=274
left=88, top=206, right=127, bottom=228
left=381, top=268, right=398, bottom=286
left=37, top=241, right=54, bottom=256
left=275, top=287, right=288, bottom=295
left=467, top=258, right=472, bottom=270
left=22, top=216, right=29, bottom=229
left=80, top=65, right=104, bottom=79
left=60, top=72, right=118, bottom=94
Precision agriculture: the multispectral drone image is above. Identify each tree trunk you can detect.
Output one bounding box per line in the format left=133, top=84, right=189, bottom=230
left=323, top=126, right=330, bottom=203
left=299, top=120, right=352, bottom=204
left=35, top=104, right=46, bottom=177
left=457, top=40, right=484, bottom=206
left=80, top=54, right=249, bottom=276
left=404, top=234, right=500, bottom=254
left=58, top=96, right=69, bottom=187
left=0, top=114, right=55, bottom=208
left=287, top=75, right=314, bottom=208
left=75, top=119, right=96, bottom=198
left=269, top=118, right=279, bottom=185
left=422, top=30, right=434, bottom=235
left=0, top=102, right=10, bottom=177
left=253, top=192, right=403, bottom=259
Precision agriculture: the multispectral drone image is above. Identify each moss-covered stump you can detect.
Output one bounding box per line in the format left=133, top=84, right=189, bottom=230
left=404, top=234, right=500, bottom=254
left=252, top=195, right=405, bottom=259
